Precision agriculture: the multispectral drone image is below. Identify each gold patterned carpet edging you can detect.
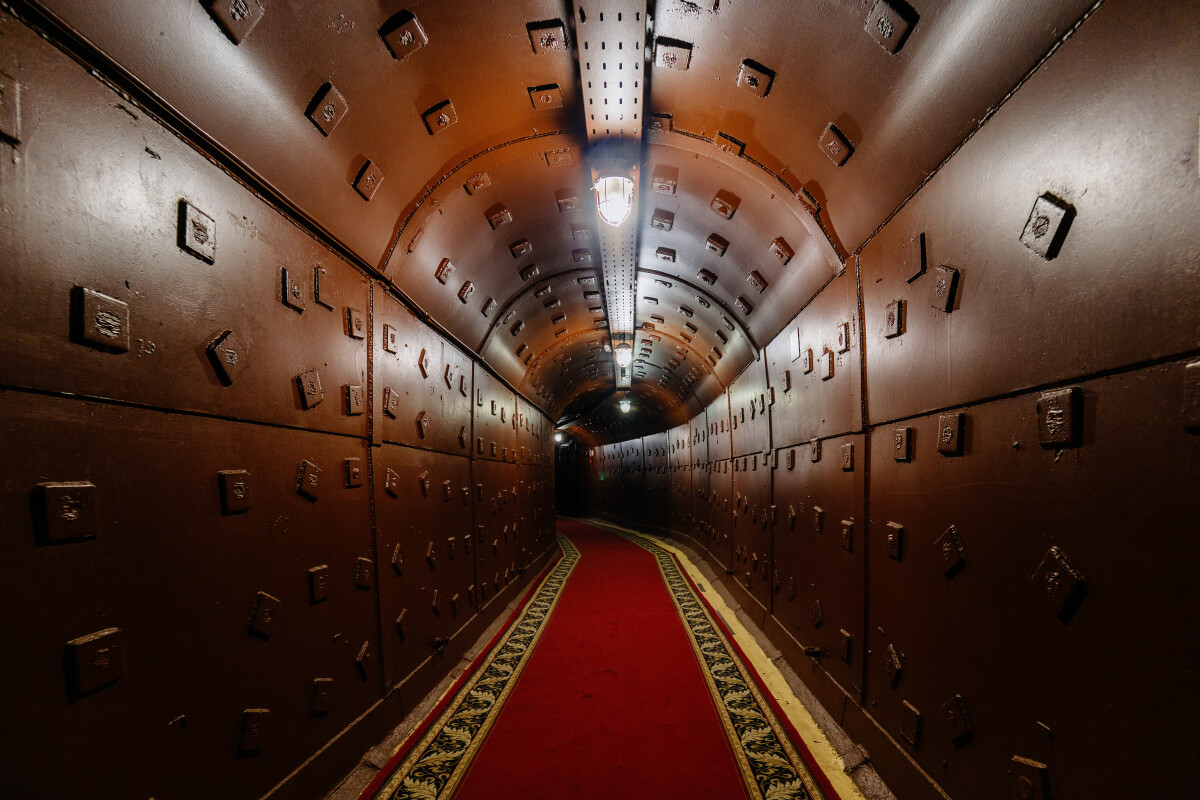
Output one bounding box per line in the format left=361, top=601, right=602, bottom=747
left=614, top=528, right=833, bottom=800
left=372, top=534, right=580, bottom=800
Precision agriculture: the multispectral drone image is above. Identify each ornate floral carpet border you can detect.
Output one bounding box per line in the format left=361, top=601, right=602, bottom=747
left=614, top=528, right=834, bottom=800
left=368, top=534, right=580, bottom=800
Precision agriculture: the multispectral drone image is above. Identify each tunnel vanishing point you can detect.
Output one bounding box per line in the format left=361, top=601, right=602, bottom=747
left=0, top=1, right=1196, bottom=799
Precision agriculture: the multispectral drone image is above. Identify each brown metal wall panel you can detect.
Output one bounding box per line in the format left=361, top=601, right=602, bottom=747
left=374, top=292, right=474, bottom=456
left=0, top=17, right=368, bottom=436
left=766, top=270, right=863, bottom=448
left=864, top=361, right=1200, bottom=800
left=472, top=459, right=523, bottom=611
left=373, top=446, right=476, bottom=692
left=0, top=393, right=378, bottom=800
left=705, top=394, right=733, bottom=461
left=770, top=435, right=868, bottom=705
left=729, top=357, right=772, bottom=458
left=704, top=460, right=734, bottom=574
left=729, top=465, right=773, bottom=621
left=860, top=0, right=1200, bottom=425
left=472, top=365, right=518, bottom=464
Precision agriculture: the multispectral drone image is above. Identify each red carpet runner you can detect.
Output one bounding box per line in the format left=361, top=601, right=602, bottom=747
left=361, top=520, right=839, bottom=800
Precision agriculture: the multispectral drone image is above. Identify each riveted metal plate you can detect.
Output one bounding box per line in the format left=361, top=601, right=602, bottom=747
left=866, top=0, right=916, bottom=54
left=422, top=101, right=458, bottom=135
left=886, top=521, right=904, bottom=561
left=655, top=37, right=693, bottom=71
left=434, top=258, right=454, bottom=285
left=1032, top=546, right=1087, bottom=623
left=1037, top=387, right=1082, bottom=448
left=900, top=700, right=921, bottom=747
left=656, top=247, right=676, bottom=262
left=651, top=209, right=674, bottom=231
left=931, top=265, right=960, bottom=312
left=382, top=324, right=398, bottom=353
left=354, top=556, right=373, bottom=588
left=218, top=470, right=251, bottom=514
left=73, top=287, right=129, bottom=353
left=527, top=19, right=567, bottom=53
left=941, top=694, right=972, bottom=745
left=281, top=268, right=305, bottom=313
left=355, top=641, right=373, bottom=679
left=810, top=438, right=822, bottom=463
left=572, top=249, right=592, bottom=263
left=178, top=200, right=216, bottom=263
left=307, top=564, right=330, bottom=603
left=801, top=347, right=814, bottom=374
left=205, top=0, right=264, bottom=45
left=342, top=384, right=362, bottom=417
left=934, top=525, right=966, bottom=578
left=354, top=161, right=384, bottom=200
left=769, top=236, right=794, bottom=266
left=841, top=443, right=854, bottom=471
left=238, top=708, right=269, bottom=753
left=519, top=265, right=540, bottom=281
left=811, top=600, right=823, bottom=628
left=485, top=203, right=512, bottom=229
left=380, top=12, right=428, bottom=61
left=819, top=348, right=834, bottom=380
left=345, top=307, right=365, bottom=340
left=747, top=271, right=769, bottom=294
left=344, top=458, right=363, bottom=488
left=306, top=83, right=348, bottom=136
left=883, top=643, right=904, bottom=686
left=463, top=171, right=491, bottom=194
left=937, top=412, right=964, bottom=456
left=892, top=426, right=911, bottom=461
left=884, top=300, right=903, bottom=338
left=296, top=459, right=320, bottom=500
left=0, top=72, right=19, bottom=145
left=33, top=481, right=100, bottom=545
left=711, top=191, right=739, bottom=219
left=528, top=84, right=563, bottom=109
left=297, top=368, right=324, bottom=410
left=382, top=386, right=399, bottom=418
left=841, top=519, right=854, bottom=552
left=839, top=629, right=853, bottom=662
left=813, top=505, right=824, bottom=534
left=65, top=627, right=123, bottom=696
left=737, top=59, right=775, bottom=97
left=905, top=231, right=927, bottom=283
left=310, top=678, right=333, bottom=715
left=1011, top=756, right=1052, bottom=800
left=509, top=239, right=532, bottom=258
left=1020, top=193, right=1075, bottom=259
left=248, top=590, right=281, bottom=637
left=819, top=124, right=853, bottom=167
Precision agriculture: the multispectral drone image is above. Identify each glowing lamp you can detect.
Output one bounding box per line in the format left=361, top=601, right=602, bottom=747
left=554, top=432, right=563, bottom=443
left=594, top=175, right=634, bottom=227
left=614, top=344, right=633, bottom=368
left=619, top=398, right=632, bottom=414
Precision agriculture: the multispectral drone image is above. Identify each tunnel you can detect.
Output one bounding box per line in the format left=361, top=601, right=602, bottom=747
left=0, top=0, right=1196, bottom=798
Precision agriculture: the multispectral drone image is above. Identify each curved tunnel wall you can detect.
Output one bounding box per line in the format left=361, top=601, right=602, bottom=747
left=0, top=0, right=1196, bottom=799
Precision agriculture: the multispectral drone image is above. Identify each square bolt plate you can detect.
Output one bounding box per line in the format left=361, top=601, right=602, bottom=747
left=281, top=268, right=306, bottom=312
left=380, top=12, right=428, bottom=61
left=865, top=0, right=916, bottom=55
left=884, top=300, right=903, bottom=338
left=1020, top=193, right=1075, bottom=259
left=422, top=100, right=458, bottom=135
left=206, top=329, right=249, bottom=385
left=892, top=426, right=912, bottom=461
left=528, top=84, right=564, bottom=109
left=206, top=0, right=264, bottom=45
left=936, top=412, right=964, bottom=456
left=239, top=708, right=270, bottom=753
left=65, top=627, right=123, bottom=696
left=307, top=83, right=348, bottom=136
left=737, top=59, right=775, bottom=97
left=900, top=701, right=922, bottom=747
left=527, top=20, right=567, bottom=53
left=178, top=200, right=216, bottom=263
left=354, top=160, right=384, bottom=201
left=1037, top=387, right=1082, bottom=448
left=297, top=368, right=324, bottom=410
left=655, top=37, right=693, bottom=71
left=819, top=124, right=853, bottom=167
left=73, top=287, right=130, bottom=353
left=931, top=265, right=960, bottom=312
left=308, top=565, right=330, bottom=603
left=35, top=481, right=98, bottom=543
left=218, top=470, right=252, bottom=514
left=296, top=459, right=320, bottom=500
left=886, top=521, right=904, bottom=560
left=0, top=72, right=21, bottom=144
left=934, top=525, right=966, bottom=577
left=345, top=458, right=363, bottom=488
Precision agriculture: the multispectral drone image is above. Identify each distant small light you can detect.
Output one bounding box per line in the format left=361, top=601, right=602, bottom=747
left=594, top=175, right=634, bottom=227
left=619, top=398, right=632, bottom=413
left=554, top=432, right=563, bottom=443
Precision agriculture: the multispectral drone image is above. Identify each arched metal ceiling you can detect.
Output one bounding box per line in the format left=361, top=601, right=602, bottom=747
left=28, top=0, right=1099, bottom=443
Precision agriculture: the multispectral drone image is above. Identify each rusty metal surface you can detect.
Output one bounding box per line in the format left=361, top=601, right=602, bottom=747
left=729, top=464, right=773, bottom=620
left=728, top=357, right=771, bottom=458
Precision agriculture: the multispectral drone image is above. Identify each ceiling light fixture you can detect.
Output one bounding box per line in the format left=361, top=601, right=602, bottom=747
left=594, top=174, right=635, bottom=227
left=554, top=432, right=563, bottom=443
left=619, top=397, right=632, bottom=414
left=614, top=344, right=633, bottom=368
